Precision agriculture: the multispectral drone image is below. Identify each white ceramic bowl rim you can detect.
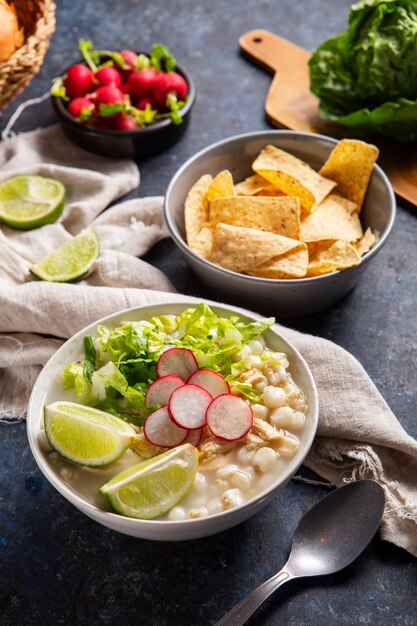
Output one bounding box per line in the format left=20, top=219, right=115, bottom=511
left=164, top=129, right=397, bottom=285
left=27, top=299, right=319, bottom=532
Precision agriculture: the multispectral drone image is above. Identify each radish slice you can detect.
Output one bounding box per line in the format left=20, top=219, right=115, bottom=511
left=206, top=394, right=253, bottom=441
left=184, top=427, right=203, bottom=447
left=157, top=347, right=198, bottom=381
left=168, top=384, right=212, bottom=430
left=145, top=375, right=185, bottom=408
left=144, top=406, right=188, bottom=448
left=187, top=369, right=230, bottom=398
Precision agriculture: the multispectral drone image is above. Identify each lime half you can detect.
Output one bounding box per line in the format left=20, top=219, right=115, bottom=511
left=100, top=443, right=199, bottom=519
left=30, top=226, right=100, bottom=282
left=0, top=175, right=66, bottom=230
left=44, top=401, right=136, bottom=467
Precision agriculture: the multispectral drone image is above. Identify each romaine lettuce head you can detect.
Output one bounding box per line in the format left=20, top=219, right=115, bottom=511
left=309, top=0, right=417, bottom=140
left=60, top=304, right=275, bottom=422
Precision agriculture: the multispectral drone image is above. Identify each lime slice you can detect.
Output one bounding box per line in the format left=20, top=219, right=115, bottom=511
left=100, top=443, right=198, bottom=519
left=30, top=226, right=100, bottom=282
left=44, top=401, right=136, bottom=467
left=0, top=175, right=66, bottom=230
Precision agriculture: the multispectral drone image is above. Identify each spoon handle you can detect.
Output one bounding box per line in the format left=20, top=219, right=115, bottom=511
left=215, top=567, right=294, bottom=626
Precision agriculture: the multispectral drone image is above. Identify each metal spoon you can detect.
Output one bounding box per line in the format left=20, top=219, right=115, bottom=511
left=215, top=479, right=385, bottom=626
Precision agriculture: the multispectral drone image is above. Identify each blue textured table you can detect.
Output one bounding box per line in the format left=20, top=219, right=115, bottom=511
left=1, top=1, right=416, bottom=625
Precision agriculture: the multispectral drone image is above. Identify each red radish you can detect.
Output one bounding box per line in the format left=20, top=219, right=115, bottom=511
left=65, top=64, right=94, bottom=98
left=115, top=113, right=138, bottom=130
left=95, top=85, right=125, bottom=107
left=184, top=428, right=203, bottom=447
left=152, top=71, right=188, bottom=108
left=187, top=369, right=230, bottom=398
left=128, top=68, right=159, bottom=99
left=156, top=347, right=198, bottom=382
left=144, top=406, right=188, bottom=448
left=168, top=384, right=212, bottom=430
left=95, top=66, right=122, bottom=88
left=120, top=49, right=138, bottom=69
left=120, top=83, right=130, bottom=94
left=206, top=394, right=253, bottom=441
left=66, top=97, right=94, bottom=119
left=137, top=97, right=156, bottom=110
left=145, top=375, right=185, bottom=408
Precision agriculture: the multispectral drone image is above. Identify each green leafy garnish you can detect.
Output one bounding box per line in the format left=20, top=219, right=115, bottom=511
left=79, top=38, right=101, bottom=72
left=136, top=53, right=150, bottom=70
left=149, top=43, right=177, bottom=72
left=309, top=0, right=417, bottom=141
left=50, top=76, right=68, bottom=100
left=61, top=304, right=275, bottom=422
left=83, top=336, right=97, bottom=384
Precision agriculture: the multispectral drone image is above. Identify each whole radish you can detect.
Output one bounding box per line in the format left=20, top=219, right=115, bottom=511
left=67, top=97, right=94, bottom=119
left=95, top=66, right=122, bottom=88
left=116, top=113, right=138, bottom=130
left=152, top=72, right=188, bottom=108
left=128, top=68, right=159, bottom=99
left=94, top=85, right=125, bottom=106
left=65, top=64, right=93, bottom=98
left=120, top=49, right=138, bottom=69
left=137, top=96, right=156, bottom=110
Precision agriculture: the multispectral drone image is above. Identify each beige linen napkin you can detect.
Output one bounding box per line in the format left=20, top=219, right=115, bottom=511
left=0, top=127, right=416, bottom=557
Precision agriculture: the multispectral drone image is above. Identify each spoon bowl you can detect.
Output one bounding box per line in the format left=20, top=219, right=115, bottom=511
left=216, top=480, right=385, bottom=626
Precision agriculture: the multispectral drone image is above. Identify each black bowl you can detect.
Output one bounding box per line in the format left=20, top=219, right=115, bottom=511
left=52, top=62, right=195, bottom=160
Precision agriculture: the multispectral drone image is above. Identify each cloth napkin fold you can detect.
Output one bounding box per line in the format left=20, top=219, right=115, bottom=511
left=0, top=126, right=416, bottom=558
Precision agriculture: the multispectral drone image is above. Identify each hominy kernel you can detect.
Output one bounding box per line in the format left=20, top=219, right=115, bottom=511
left=207, top=499, right=223, bottom=515
left=229, top=470, right=252, bottom=492
left=247, top=339, right=264, bottom=355
left=275, top=365, right=287, bottom=383
left=193, top=473, right=207, bottom=493
left=188, top=507, right=208, bottom=519
left=293, top=398, right=306, bottom=411
left=252, top=447, right=277, bottom=472
left=237, top=446, right=255, bottom=464
left=263, top=385, right=287, bottom=409
left=216, top=465, right=238, bottom=480
left=270, top=406, right=294, bottom=428
left=291, top=411, right=306, bottom=431
left=249, top=355, right=262, bottom=368
left=251, top=403, right=270, bottom=421
left=168, top=506, right=186, bottom=521
left=222, top=488, right=243, bottom=509
left=60, top=468, right=73, bottom=482
left=278, top=433, right=300, bottom=458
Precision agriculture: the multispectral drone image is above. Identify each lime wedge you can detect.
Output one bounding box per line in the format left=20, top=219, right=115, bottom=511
left=44, top=401, right=136, bottom=467
left=100, top=443, right=198, bottom=519
left=30, top=226, right=100, bottom=282
left=0, top=175, right=66, bottom=230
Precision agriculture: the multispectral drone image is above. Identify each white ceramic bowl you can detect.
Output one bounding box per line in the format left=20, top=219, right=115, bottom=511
left=27, top=300, right=318, bottom=541
left=164, top=130, right=396, bottom=318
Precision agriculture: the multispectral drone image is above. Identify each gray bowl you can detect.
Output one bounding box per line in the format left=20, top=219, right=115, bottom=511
left=164, top=130, right=396, bottom=318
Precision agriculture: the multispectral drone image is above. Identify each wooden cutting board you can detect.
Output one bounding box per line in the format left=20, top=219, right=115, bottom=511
left=239, top=29, right=417, bottom=208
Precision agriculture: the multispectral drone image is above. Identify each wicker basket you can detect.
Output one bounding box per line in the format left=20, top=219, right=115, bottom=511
left=0, top=0, right=56, bottom=111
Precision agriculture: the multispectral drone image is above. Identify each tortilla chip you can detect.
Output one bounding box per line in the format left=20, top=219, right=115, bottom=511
left=184, top=174, right=213, bottom=258
left=234, top=174, right=280, bottom=196
left=209, top=195, right=301, bottom=239
left=300, top=193, right=362, bottom=243
left=248, top=247, right=308, bottom=279
left=207, top=170, right=234, bottom=201
left=252, top=144, right=336, bottom=214
left=209, top=223, right=305, bottom=273
left=319, top=139, right=379, bottom=209
left=354, top=227, right=377, bottom=256
left=307, top=240, right=362, bottom=276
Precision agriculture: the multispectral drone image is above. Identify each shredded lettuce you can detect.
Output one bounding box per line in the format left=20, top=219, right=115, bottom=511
left=61, top=304, right=275, bottom=422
